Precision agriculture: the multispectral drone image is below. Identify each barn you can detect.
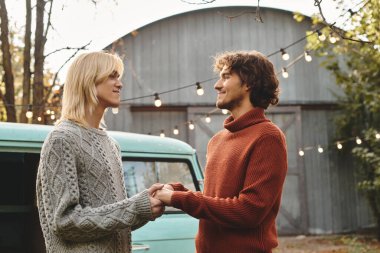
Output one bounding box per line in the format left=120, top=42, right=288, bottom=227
left=104, top=5, right=373, bottom=234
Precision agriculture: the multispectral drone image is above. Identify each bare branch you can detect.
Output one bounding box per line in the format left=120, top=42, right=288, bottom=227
left=45, top=45, right=92, bottom=58
left=43, top=0, right=53, bottom=40
left=217, top=11, right=257, bottom=21
left=314, top=0, right=372, bottom=44
left=216, top=0, right=263, bottom=23
left=43, top=41, right=92, bottom=103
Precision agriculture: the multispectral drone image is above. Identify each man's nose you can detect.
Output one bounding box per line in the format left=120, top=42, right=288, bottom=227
left=117, top=80, right=123, bottom=89
left=214, top=79, right=222, bottom=90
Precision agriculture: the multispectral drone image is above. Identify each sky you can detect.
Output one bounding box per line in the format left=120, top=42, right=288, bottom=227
left=5, top=0, right=353, bottom=81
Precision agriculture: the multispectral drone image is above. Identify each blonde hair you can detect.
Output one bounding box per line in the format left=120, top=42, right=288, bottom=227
left=59, top=51, right=124, bottom=126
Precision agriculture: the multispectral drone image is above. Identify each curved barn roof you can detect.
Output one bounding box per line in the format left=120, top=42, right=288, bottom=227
left=109, top=6, right=339, bottom=105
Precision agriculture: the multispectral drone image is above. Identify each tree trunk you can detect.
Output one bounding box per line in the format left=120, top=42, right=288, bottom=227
left=0, top=0, right=16, bottom=122
left=32, top=0, right=46, bottom=124
left=20, top=0, right=32, bottom=123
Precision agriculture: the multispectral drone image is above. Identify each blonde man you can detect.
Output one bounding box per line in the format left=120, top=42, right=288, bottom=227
left=36, top=51, right=164, bottom=253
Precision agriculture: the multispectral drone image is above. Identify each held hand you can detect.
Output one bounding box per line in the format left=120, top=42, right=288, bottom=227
left=148, top=183, right=164, bottom=197
left=155, top=188, right=173, bottom=206
left=148, top=183, right=165, bottom=219
left=163, top=184, right=174, bottom=191
left=149, top=196, right=165, bottom=220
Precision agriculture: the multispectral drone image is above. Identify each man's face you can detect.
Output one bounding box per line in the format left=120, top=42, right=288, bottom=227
left=96, top=71, right=123, bottom=110
left=214, top=65, right=248, bottom=111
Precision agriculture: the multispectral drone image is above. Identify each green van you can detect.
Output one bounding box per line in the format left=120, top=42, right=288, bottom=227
left=0, top=122, right=204, bottom=253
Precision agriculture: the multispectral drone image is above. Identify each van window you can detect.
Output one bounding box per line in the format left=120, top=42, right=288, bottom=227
left=122, top=159, right=196, bottom=212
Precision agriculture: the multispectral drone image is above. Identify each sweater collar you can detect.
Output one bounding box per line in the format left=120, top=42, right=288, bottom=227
left=61, top=119, right=107, bottom=136
left=224, top=107, right=269, bottom=132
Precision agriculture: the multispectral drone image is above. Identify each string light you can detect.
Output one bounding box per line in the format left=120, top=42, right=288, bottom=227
left=298, top=149, right=305, bottom=157
left=337, top=142, right=343, bottom=149
left=317, top=30, right=326, bottom=41
left=112, top=107, right=119, bottom=114
left=304, top=51, right=312, bottom=62
left=280, top=48, right=290, bottom=61
left=375, top=132, right=380, bottom=139
left=154, top=93, right=162, bottom=107
left=356, top=136, right=362, bottom=145
left=173, top=126, right=179, bottom=135
left=26, top=105, right=33, bottom=119
left=318, top=145, right=324, bottom=153
left=52, top=85, right=60, bottom=92
left=37, top=116, right=42, bottom=122
left=50, top=114, right=55, bottom=120
left=188, top=120, right=195, bottom=130
left=205, top=114, right=211, bottom=123
left=282, top=68, right=289, bottom=78
left=196, top=82, right=204, bottom=96
left=160, top=130, right=165, bottom=138
left=46, top=109, right=51, bottom=114
left=222, top=109, right=229, bottom=114
left=329, top=32, right=337, bottom=44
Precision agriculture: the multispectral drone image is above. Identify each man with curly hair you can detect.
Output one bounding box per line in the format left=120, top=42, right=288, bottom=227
left=156, top=50, right=288, bottom=253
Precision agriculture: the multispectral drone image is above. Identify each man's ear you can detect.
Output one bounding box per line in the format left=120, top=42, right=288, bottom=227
left=244, top=83, right=251, bottom=91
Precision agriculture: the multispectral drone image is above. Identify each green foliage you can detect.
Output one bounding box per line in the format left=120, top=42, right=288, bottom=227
left=303, top=0, right=380, bottom=238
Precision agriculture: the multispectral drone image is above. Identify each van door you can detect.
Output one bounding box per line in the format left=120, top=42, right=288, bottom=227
left=122, top=158, right=199, bottom=253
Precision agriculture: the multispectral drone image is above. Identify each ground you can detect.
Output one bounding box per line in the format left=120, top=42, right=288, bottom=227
left=275, top=234, right=380, bottom=253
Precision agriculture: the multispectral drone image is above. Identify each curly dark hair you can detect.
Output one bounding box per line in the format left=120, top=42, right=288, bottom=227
left=213, top=50, right=279, bottom=109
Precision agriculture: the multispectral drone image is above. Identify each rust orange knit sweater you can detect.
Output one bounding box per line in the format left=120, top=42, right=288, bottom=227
left=171, top=108, right=288, bottom=253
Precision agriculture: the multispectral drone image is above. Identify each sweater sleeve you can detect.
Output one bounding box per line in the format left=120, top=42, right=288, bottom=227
left=38, top=136, right=153, bottom=242
left=171, top=134, right=287, bottom=229
left=170, top=183, right=190, bottom=191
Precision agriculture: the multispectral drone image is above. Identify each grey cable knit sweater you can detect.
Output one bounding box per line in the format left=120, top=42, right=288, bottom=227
left=36, top=120, right=153, bottom=253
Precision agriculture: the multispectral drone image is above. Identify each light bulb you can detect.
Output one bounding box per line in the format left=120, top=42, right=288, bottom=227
left=304, top=51, right=312, bottom=62
left=298, top=149, right=304, bottom=156
left=50, top=114, right=55, bottom=120
left=281, top=49, right=289, bottom=61
left=26, top=111, right=33, bottom=119
left=37, top=116, right=42, bottom=122
left=318, top=145, right=324, bottom=153
left=356, top=137, right=362, bottom=145
left=26, top=105, right=33, bottom=119
left=188, top=121, right=195, bottom=130
left=173, top=126, right=179, bottom=135
left=337, top=142, right=343, bottom=149
left=154, top=93, right=162, bottom=107
left=282, top=68, right=289, bottom=78
left=205, top=114, right=211, bottom=123
left=46, top=109, right=51, bottom=114
left=112, top=107, right=119, bottom=114
left=222, top=109, right=228, bottom=115
left=375, top=133, right=380, bottom=139
left=52, top=85, right=60, bottom=92
left=317, top=31, right=326, bottom=41
left=329, top=33, right=337, bottom=44
left=196, top=82, right=204, bottom=96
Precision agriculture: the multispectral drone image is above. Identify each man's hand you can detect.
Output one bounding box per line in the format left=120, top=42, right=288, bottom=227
left=148, top=183, right=165, bottom=219
left=163, top=184, right=174, bottom=191
left=155, top=188, right=173, bottom=206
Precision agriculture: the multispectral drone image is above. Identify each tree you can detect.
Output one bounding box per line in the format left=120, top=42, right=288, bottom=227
left=0, top=0, right=16, bottom=122
left=304, top=0, right=380, bottom=240
left=0, top=0, right=95, bottom=123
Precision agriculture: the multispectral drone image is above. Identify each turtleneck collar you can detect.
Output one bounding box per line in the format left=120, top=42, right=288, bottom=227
left=224, top=107, right=269, bottom=132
